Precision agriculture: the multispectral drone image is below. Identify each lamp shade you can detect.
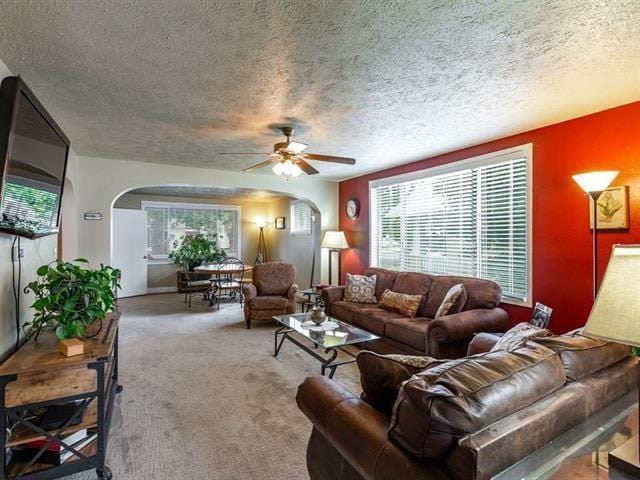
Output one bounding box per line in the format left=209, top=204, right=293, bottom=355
left=572, top=171, right=619, bottom=193
left=321, top=231, right=350, bottom=250
left=582, top=245, right=640, bottom=346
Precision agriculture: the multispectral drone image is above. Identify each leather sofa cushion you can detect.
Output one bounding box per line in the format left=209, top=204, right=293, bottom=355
left=388, top=343, right=565, bottom=459
left=356, top=350, right=440, bottom=415
left=249, top=296, right=289, bottom=310
left=534, top=330, right=631, bottom=381
left=391, top=272, right=432, bottom=316
left=332, top=300, right=371, bottom=323
left=424, top=275, right=502, bottom=318
left=363, top=267, right=397, bottom=300
left=385, top=317, right=430, bottom=352
left=351, top=307, right=401, bottom=336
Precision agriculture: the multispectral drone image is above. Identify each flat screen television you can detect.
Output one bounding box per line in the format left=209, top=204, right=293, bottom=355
left=0, top=76, right=70, bottom=239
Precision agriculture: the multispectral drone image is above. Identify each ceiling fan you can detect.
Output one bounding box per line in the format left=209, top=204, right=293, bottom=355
left=220, top=126, right=356, bottom=178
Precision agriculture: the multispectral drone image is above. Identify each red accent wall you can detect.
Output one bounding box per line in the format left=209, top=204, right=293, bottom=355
left=339, top=102, right=640, bottom=334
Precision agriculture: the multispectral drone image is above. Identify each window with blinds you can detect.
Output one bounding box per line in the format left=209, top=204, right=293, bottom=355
left=290, top=200, right=312, bottom=235
left=142, top=201, right=241, bottom=262
left=370, top=145, right=531, bottom=304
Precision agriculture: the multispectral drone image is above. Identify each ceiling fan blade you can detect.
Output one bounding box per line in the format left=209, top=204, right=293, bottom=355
left=219, top=152, right=272, bottom=155
left=304, top=153, right=356, bottom=165
left=296, top=159, right=320, bottom=175
left=243, top=159, right=276, bottom=173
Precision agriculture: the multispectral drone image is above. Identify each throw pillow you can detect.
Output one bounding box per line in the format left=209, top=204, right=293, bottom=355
left=344, top=273, right=378, bottom=303
left=356, top=351, right=440, bottom=415
left=434, top=283, right=467, bottom=318
left=490, top=322, right=551, bottom=352
left=380, top=289, right=423, bottom=318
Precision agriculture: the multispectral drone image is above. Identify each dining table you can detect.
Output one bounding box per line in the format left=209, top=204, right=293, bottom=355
left=194, top=264, right=253, bottom=306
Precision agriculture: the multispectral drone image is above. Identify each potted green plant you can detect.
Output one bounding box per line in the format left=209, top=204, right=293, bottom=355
left=168, top=233, right=226, bottom=270
left=24, top=259, right=121, bottom=341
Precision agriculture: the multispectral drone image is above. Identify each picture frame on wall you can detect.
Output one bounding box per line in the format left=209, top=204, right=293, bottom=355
left=590, top=185, right=629, bottom=230
left=275, top=217, right=286, bottom=230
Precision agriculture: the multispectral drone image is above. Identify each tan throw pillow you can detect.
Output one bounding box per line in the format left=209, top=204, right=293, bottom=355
left=380, top=289, right=422, bottom=318
left=490, top=322, right=551, bottom=352
left=356, top=351, right=441, bottom=415
left=344, top=273, right=377, bottom=303
left=434, top=283, right=467, bottom=318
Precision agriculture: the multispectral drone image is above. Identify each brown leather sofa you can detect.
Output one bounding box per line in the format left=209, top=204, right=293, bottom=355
left=321, top=267, right=509, bottom=358
left=297, top=330, right=638, bottom=480
left=242, top=262, right=297, bottom=329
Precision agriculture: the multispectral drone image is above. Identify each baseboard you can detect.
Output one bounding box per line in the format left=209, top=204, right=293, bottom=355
left=147, top=287, right=178, bottom=294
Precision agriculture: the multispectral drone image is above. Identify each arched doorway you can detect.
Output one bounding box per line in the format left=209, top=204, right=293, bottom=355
left=110, top=184, right=321, bottom=297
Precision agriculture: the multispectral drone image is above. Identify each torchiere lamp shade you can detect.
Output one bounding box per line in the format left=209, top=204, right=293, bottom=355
left=583, top=244, right=640, bottom=346
left=572, top=170, right=619, bottom=193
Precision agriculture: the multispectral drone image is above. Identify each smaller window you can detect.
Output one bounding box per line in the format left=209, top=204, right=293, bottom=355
left=290, top=201, right=312, bottom=235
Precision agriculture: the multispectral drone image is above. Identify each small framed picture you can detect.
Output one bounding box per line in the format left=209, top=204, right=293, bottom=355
left=590, top=186, right=629, bottom=230
left=530, top=302, right=553, bottom=329
left=275, top=217, right=286, bottom=230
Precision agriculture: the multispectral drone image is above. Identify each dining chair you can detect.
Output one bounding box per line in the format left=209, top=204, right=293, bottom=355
left=181, top=260, right=213, bottom=309
left=213, top=257, right=245, bottom=310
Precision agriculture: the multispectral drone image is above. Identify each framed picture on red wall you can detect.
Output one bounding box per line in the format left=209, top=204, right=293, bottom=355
left=590, top=186, right=629, bottom=230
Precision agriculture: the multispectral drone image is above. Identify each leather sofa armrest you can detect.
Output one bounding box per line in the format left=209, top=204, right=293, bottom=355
left=427, top=308, right=509, bottom=357
left=466, top=332, right=504, bottom=355
left=321, top=286, right=345, bottom=315
left=242, top=283, right=258, bottom=301
left=296, top=376, right=444, bottom=480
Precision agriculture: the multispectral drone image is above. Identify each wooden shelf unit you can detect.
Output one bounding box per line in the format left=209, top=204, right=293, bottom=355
left=0, top=313, right=122, bottom=480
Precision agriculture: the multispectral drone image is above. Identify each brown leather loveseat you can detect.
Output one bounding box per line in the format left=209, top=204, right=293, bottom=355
left=321, top=267, right=509, bottom=358
left=297, top=330, right=638, bottom=480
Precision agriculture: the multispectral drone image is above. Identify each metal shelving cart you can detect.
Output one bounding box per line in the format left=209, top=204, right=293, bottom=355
left=0, top=313, right=121, bottom=479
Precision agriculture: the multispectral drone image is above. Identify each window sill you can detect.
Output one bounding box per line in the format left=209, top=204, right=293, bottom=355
left=500, top=297, right=532, bottom=309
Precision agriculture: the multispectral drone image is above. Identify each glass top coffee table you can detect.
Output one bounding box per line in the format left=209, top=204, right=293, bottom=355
left=272, top=313, right=379, bottom=378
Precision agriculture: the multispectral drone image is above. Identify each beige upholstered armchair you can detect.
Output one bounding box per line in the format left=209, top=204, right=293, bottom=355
left=242, top=262, right=298, bottom=329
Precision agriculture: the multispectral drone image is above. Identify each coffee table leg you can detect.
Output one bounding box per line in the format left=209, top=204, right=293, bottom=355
left=320, top=349, right=338, bottom=376
left=274, top=326, right=290, bottom=356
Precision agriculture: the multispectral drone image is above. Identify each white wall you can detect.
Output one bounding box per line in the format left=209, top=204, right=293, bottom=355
left=74, top=155, right=338, bottom=283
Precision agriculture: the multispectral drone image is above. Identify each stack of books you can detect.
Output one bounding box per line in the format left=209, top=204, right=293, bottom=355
left=12, top=429, right=96, bottom=465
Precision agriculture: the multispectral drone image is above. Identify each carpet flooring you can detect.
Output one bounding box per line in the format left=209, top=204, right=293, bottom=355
left=68, top=293, right=362, bottom=480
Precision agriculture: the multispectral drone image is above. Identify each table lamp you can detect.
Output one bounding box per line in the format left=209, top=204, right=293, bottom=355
left=321, top=231, right=349, bottom=285
left=582, top=244, right=640, bottom=476
left=572, top=170, right=619, bottom=298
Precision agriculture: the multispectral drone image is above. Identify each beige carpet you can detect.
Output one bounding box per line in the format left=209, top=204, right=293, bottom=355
left=67, top=293, right=361, bottom=480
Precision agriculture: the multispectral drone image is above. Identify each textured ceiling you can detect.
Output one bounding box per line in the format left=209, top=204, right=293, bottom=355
left=127, top=185, right=288, bottom=202
left=0, top=0, right=638, bottom=180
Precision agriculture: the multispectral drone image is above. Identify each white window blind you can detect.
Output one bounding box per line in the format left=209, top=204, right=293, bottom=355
left=142, top=202, right=241, bottom=262
left=370, top=145, right=531, bottom=304
left=290, top=201, right=312, bottom=235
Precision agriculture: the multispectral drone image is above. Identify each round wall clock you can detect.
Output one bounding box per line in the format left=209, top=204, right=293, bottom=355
left=345, top=198, right=360, bottom=220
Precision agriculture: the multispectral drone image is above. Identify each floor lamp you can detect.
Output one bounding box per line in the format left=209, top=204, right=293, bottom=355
left=321, top=231, right=349, bottom=286
left=254, top=217, right=267, bottom=264
left=572, top=171, right=619, bottom=299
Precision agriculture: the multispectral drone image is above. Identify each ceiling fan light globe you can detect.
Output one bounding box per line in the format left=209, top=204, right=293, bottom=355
left=272, top=161, right=285, bottom=176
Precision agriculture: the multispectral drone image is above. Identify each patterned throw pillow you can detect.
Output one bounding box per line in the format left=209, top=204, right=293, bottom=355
left=344, top=273, right=378, bottom=303
left=434, top=283, right=467, bottom=318
left=490, top=322, right=551, bottom=352
left=356, top=351, right=441, bottom=415
left=380, top=289, right=422, bottom=318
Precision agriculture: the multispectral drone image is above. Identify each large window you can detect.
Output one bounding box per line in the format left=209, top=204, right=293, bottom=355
left=370, top=145, right=531, bottom=305
left=142, top=201, right=241, bottom=262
